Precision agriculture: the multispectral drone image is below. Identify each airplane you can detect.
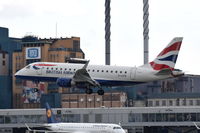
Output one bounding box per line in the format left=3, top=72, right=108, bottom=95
left=25, top=103, right=126, bottom=133
left=15, top=37, right=184, bottom=95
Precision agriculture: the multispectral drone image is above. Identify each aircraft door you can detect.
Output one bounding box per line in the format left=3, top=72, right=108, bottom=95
left=130, top=67, right=136, bottom=80
left=36, top=67, right=43, bottom=75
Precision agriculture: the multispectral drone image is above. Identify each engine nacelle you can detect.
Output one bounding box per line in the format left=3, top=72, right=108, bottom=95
left=56, top=78, right=72, bottom=87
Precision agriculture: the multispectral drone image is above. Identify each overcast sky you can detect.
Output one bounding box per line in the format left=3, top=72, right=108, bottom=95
left=0, top=0, right=200, bottom=74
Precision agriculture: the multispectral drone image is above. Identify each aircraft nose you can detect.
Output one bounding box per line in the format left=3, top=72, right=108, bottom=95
left=15, top=70, right=21, bottom=77
left=15, top=68, right=25, bottom=77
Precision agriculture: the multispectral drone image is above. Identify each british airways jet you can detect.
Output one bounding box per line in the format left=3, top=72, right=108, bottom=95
left=15, top=37, right=184, bottom=95
left=25, top=103, right=126, bottom=133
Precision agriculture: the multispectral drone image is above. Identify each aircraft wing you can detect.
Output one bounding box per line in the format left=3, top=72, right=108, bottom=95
left=72, top=61, right=100, bottom=87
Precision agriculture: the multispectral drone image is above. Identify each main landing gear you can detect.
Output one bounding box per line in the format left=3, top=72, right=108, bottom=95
left=85, top=88, right=104, bottom=95
left=85, top=88, right=93, bottom=94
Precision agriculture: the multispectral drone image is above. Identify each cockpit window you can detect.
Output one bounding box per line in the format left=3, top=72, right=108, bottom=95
left=26, top=65, right=31, bottom=69
left=113, top=127, right=121, bottom=129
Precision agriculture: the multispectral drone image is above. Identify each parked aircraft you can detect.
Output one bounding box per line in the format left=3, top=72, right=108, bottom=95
left=25, top=103, right=126, bottom=133
left=15, top=37, right=184, bottom=95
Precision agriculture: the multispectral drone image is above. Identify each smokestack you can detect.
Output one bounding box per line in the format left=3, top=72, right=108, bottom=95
left=105, top=0, right=111, bottom=65
left=143, top=0, right=149, bottom=64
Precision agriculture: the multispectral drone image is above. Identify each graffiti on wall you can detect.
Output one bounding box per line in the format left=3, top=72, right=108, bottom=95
left=22, top=81, right=45, bottom=103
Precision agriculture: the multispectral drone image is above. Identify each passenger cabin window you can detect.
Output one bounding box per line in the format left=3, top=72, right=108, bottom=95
left=111, top=71, right=113, bottom=73
left=115, top=71, right=118, bottom=73
left=65, top=68, right=67, bottom=70
left=106, top=70, right=108, bottom=73
left=97, top=70, right=99, bottom=72
left=92, top=70, right=95, bottom=72
left=102, top=70, right=104, bottom=72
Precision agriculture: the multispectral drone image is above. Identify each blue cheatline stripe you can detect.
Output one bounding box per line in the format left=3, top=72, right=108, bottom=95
left=15, top=75, right=57, bottom=82
left=158, top=55, right=178, bottom=63
left=15, top=75, right=144, bottom=86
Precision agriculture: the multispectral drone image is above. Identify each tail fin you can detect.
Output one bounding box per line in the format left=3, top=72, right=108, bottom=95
left=150, top=37, right=183, bottom=71
left=45, top=103, right=58, bottom=123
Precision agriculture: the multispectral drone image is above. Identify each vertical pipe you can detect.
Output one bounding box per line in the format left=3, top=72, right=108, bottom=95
left=105, top=0, right=111, bottom=65
left=143, top=0, right=149, bottom=64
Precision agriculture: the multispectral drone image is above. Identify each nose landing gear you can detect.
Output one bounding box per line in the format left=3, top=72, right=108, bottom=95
left=97, top=89, right=104, bottom=95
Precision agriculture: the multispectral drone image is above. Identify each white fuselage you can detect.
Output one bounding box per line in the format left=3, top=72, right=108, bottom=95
left=15, top=62, right=171, bottom=87
left=46, top=123, right=126, bottom=133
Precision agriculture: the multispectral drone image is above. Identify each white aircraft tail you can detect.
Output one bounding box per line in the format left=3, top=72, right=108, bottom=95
left=141, top=37, right=183, bottom=73
left=149, top=37, right=183, bottom=71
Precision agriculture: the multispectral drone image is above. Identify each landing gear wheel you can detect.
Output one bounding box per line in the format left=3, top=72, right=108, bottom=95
left=97, top=89, right=104, bottom=95
left=85, top=88, right=93, bottom=94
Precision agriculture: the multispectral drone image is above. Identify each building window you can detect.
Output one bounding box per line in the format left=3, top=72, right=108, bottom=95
left=196, top=100, right=200, bottom=106
left=2, top=60, right=5, bottom=66
left=70, top=53, right=76, bottom=58
left=148, top=101, right=153, bottom=106
left=183, top=99, right=186, bottom=106
left=155, top=101, right=159, bottom=106
left=162, top=100, right=166, bottom=106
left=169, top=100, right=173, bottom=106
left=189, top=100, right=193, bottom=106
left=73, top=40, right=80, bottom=51
left=176, top=99, right=180, bottom=106
left=3, top=53, right=5, bottom=58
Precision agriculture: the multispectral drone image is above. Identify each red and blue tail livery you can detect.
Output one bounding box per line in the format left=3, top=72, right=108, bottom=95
left=150, top=37, right=183, bottom=71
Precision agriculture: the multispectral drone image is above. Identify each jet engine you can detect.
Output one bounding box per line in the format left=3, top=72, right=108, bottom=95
left=56, top=78, right=72, bottom=87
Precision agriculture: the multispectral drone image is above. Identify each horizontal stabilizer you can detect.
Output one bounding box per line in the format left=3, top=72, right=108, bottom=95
left=155, top=68, right=172, bottom=75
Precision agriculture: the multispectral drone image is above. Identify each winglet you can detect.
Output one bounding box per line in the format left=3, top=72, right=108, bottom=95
left=25, top=123, right=32, bottom=131
left=194, top=122, right=200, bottom=130
left=82, top=60, right=90, bottom=69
